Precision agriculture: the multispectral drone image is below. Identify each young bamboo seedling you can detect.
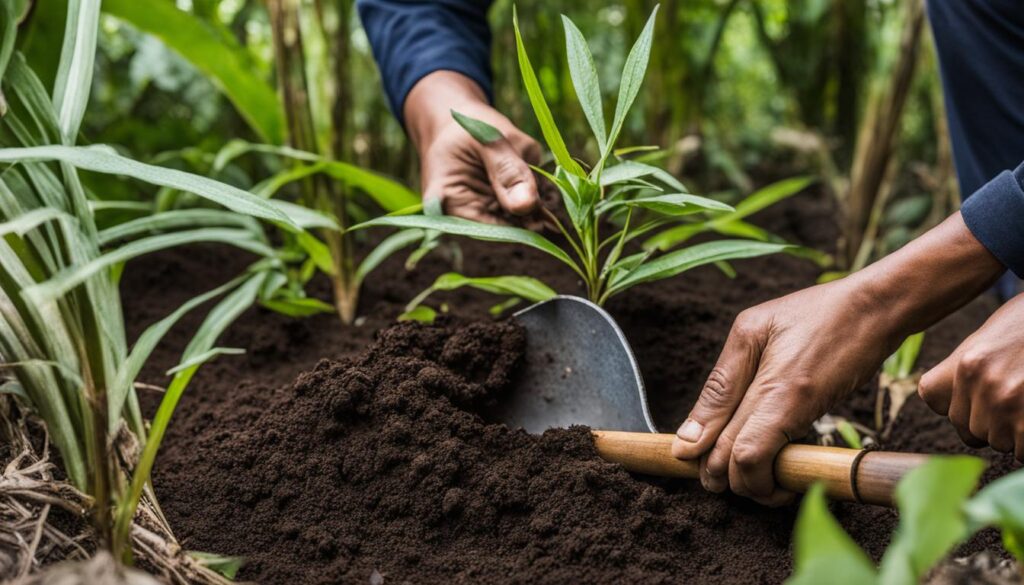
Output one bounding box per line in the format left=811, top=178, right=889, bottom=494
left=356, top=6, right=812, bottom=307
left=876, top=332, right=925, bottom=438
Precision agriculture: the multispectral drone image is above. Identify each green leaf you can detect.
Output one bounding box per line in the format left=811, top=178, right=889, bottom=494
left=103, top=0, right=284, bottom=143
left=645, top=177, right=814, bottom=250
left=166, top=347, right=244, bottom=375
left=965, top=468, right=1024, bottom=565
left=786, top=483, right=877, bottom=585
left=0, top=145, right=294, bottom=225
left=879, top=456, right=986, bottom=584
left=261, top=296, right=335, bottom=318
left=0, top=2, right=17, bottom=114
left=600, top=5, right=659, bottom=167
left=451, top=110, right=504, bottom=144
left=489, top=297, right=522, bottom=317
left=600, top=159, right=687, bottom=192
left=561, top=15, right=606, bottom=149
left=429, top=273, right=556, bottom=302
left=836, top=420, right=863, bottom=449
left=295, top=230, right=335, bottom=276
left=354, top=228, right=424, bottom=288
left=269, top=200, right=341, bottom=231
left=883, top=332, right=925, bottom=379
left=608, top=240, right=789, bottom=296
left=188, top=552, right=245, bottom=580
left=513, top=6, right=585, bottom=178
left=97, top=209, right=263, bottom=246
left=399, top=305, right=437, bottom=324
left=213, top=143, right=418, bottom=212
left=26, top=228, right=274, bottom=303
left=605, top=194, right=733, bottom=216
left=353, top=214, right=579, bottom=273
left=53, top=0, right=100, bottom=143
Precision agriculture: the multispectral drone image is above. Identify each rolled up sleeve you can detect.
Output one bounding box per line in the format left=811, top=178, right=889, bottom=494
left=356, top=0, right=495, bottom=126
left=961, top=162, right=1024, bottom=278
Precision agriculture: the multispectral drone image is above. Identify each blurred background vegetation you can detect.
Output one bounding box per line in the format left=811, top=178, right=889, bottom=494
left=12, top=0, right=949, bottom=268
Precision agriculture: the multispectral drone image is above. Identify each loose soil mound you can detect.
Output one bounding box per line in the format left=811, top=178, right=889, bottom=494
left=155, top=319, right=802, bottom=584
left=124, top=186, right=1020, bottom=583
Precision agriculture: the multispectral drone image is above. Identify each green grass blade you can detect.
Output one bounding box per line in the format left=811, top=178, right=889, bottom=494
left=600, top=5, right=659, bottom=167
left=103, top=0, right=284, bottom=144
left=0, top=2, right=17, bottom=114
left=354, top=214, right=579, bottom=272
left=786, top=484, right=877, bottom=585
left=25, top=228, right=275, bottom=303
left=109, top=275, right=250, bottom=432
left=179, top=272, right=265, bottom=361
left=513, top=6, right=585, bottom=178
left=561, top=15, right=606, bottom=150
left=215, top=142, right=418, bottom=212
left=52, top=0, right=100, bottom=143
left=603, top=194, right=733, bottom=216
left=608, top=240, right=789, bottom=296
left=98, top=209, right=263, bottom=246
left=0, top=145, right=294, bottom=225
left=354, top=228, right=424, bottom=288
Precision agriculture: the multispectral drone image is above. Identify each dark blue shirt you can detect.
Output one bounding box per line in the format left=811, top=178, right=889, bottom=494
left=360, top=0, right=1024, bottom=278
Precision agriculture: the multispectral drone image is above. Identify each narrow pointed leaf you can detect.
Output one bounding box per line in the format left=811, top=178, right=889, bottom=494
left=513, top=6, right=585, bottom=178
left=53, top=0, right=100, bottom=143
left=561, top=15, right=606, bottom=149
left=603, top=5, right=659, bottom=160
left=355, top=229, right=424, bottom=287
left=353, top=214, right=578, bottom=269
left=451, top=110, right=504, bottom=144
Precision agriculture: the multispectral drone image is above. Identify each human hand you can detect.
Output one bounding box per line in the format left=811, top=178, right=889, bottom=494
left=919, top=293, right=1024, bottom=459
left=671, top=213, right=1004, bottom=505
left=404, top=71, right=540, bottom=224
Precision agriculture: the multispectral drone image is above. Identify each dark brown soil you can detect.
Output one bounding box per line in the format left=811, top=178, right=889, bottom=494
left=121, top=186, right=1019, bottom=584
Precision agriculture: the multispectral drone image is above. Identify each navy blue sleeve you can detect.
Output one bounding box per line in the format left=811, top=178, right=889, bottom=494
left=356, top=0, right=495, bottom=126
left=928, top=0, right=1024, bottom=277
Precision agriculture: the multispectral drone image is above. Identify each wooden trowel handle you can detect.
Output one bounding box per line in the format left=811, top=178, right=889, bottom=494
left=592, top=431, right=930, bottom=506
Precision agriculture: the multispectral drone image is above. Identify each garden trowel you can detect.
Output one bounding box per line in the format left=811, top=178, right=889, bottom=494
left=501, top=295, right=931, bottom=507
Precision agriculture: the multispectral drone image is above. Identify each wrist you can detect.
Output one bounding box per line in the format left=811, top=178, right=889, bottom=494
left=849, top=212, right=1004, bottom=338
left=404, top=71, right=490, bottom=154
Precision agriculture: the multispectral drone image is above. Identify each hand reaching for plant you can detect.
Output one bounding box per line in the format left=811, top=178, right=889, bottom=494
left=671, top=213, right=1005, bottom=505
left=919, top=293, right=1024, bottom=459
left=404, top=71, right=541, bottom=224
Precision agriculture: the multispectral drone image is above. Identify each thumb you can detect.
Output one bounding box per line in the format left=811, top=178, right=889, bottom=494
left=476, top=138, right=539, bottom=216
left=672, top=315, right=763, bottom=460
left=919, top=352, right=957, bottom=415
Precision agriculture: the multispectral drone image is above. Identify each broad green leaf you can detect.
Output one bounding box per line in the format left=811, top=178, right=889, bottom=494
left=354, top=228, right=424, bottom=287
left=261, top=297, right=335, bottom=318
left=353, top=214, right=579, bottom=272
left=103, top=0, right=284, bottom=143
left=0, top=145, right=294, bottom=225
left=879, top=456, right=986, bottom=584
left=965, top=467, right=1024, bottom=563
left=786, top=483, right=877, bottom=585
left=608, top=240, right=789, bottom=297
left=600, top=6, right=659, bottom=167
left=399, top=305, right=437, bottom=324
left=53, top=0, right=100, bottom=143
left=561, top=15, right=606, bottom=149
left=26, top=228, right=275, bottom=302
left=513, top=6, right=585, bottom=178
left=451, top=110, right=504, bottom=144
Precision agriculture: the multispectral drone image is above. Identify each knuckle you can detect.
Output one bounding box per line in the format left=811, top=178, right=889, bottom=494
left=699, top=369, right=733, bottom=410
left=731, top=440, right=767, bottom=470
left=731, top=309, right=762, bottom=340
left=958, top=349, right=989, bottom=381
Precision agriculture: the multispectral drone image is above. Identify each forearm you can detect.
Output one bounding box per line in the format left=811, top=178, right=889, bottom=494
left=852, top=212, right=1004, bottom=338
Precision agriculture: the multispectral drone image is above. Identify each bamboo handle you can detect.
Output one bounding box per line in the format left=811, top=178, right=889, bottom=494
left=592, top=431, right=931, bottom=506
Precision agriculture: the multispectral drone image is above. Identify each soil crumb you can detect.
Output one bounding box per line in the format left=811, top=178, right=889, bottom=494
left=157, top=320, right=793, bottom=584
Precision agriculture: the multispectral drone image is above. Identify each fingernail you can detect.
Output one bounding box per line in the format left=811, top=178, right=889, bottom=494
left=676, top=419, right=703, bottom=443
left=703, top=469, right=727, bottom=493
left=508, top=183, right=534, bottom=209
